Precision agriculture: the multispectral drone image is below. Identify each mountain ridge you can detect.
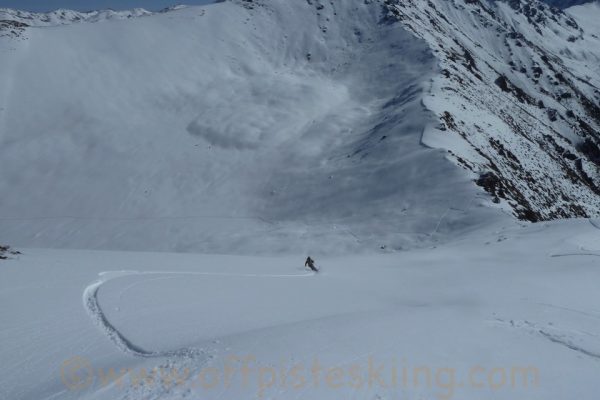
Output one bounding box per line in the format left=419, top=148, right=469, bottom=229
left=0, top=0, right=495, bottom=254
left=1, top=0, right=599, bottom=254
left=0, top=7, right=155, bottom=26
left=384, top=0, right=600, bottom=221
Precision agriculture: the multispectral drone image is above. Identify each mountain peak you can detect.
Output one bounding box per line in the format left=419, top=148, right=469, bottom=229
left=0, top=6, right=154, bottom=28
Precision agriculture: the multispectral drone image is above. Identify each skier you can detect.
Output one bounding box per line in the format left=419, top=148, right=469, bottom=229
left=305, top=256, right=318, bottom=272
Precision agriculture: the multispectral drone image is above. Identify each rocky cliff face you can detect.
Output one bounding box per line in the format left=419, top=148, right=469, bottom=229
left=384, top=0, right=600, bottom=221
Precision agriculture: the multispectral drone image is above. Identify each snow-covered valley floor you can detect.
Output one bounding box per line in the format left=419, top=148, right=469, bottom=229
left=2, top=219, right=600, bottom=400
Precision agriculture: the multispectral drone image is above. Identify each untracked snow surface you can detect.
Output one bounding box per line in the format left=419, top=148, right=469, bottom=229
left=0, top=0, right=498, bottom=255
left=2, top=220, right=600, bottom=399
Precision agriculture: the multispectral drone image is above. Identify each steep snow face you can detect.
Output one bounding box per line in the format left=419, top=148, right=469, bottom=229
left=385, top=0, right=600, bottom=221
left=568, top=0, right=600, bottom=34
left=0, top=0, right=496, bottom=254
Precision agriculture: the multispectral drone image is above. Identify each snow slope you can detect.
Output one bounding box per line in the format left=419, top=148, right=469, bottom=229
left=0, top=0, right=498, bottom=254
left=1, top=220, right=600, bottom=399
left=385, top=0, right=600, bottom=221
left=1, top=2, right=599, bottom=400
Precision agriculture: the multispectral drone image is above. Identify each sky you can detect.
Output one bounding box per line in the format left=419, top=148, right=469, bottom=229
left=0, top=0, right=216, bottom=12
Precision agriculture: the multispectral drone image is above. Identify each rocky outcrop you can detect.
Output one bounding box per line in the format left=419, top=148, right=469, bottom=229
left=384, top=0, right=600, bottom=221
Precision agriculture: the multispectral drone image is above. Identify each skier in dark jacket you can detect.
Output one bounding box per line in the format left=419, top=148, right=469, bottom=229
left=305, top=256, right=318, bottom=272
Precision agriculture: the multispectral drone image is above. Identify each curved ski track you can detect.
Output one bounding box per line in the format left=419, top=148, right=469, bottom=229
left=82, top=270, right=314, bottom=358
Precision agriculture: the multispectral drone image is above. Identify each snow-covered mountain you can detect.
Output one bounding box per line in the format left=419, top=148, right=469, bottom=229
left=385, top=0, right=600, bottom=221
left=0, top=0, right=496, bottom=254
left=0, top=0, right=599, bottom=254
left=0, top=6, right=190, bottom=38
left=0, top=7, right=152, bottom=30
left=2, top=4, right=600, bottom=400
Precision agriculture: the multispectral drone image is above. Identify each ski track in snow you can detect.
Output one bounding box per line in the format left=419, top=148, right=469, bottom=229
left=83, top=270, right=315, bottom=358
left=538, top=330, right=600, bottom=360
left=550, top=253, right=600, bottom=258
left=491, top=318, right=600, bottom=361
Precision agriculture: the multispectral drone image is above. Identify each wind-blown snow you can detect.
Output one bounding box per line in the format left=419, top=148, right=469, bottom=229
left=0, top=0, right=498, bottom=254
